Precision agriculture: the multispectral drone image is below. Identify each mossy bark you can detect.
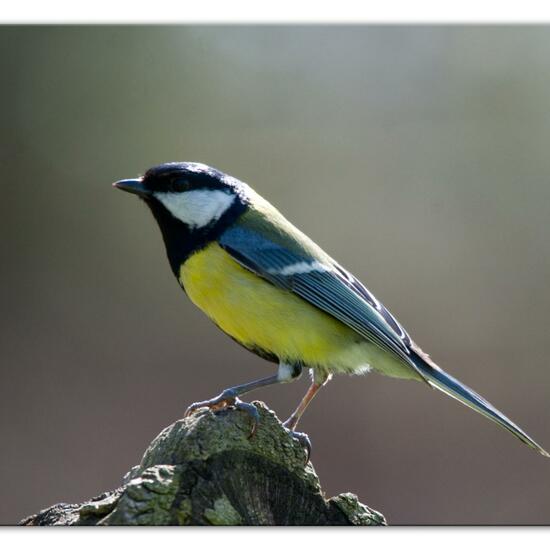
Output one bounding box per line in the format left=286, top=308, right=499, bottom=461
left=20, top=402, right=386, bottom=526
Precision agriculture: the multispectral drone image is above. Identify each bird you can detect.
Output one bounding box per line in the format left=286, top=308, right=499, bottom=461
left=113, top=161, right=548, bottom=460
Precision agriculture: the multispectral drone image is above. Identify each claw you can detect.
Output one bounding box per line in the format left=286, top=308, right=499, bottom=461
left=233, top=399, right=260, bottom=438
left=284, top=428, right=312, bottom=464
left=184, top=389, right=237, bottom=418
left=184, top=399, right=230, bottom=418
left=184, top=393, right=259, bottom=438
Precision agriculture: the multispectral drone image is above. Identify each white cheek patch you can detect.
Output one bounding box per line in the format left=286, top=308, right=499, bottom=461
left=155, top=190, right=235, bottom=229
left=268, top=260, right=329, bottom=276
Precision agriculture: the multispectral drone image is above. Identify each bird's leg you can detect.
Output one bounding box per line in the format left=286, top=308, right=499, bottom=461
left=283, top=371, right=331, bottom=462
left=184, top=363, right=302, bottom=437
left=284, top=372, right=331, bottom=431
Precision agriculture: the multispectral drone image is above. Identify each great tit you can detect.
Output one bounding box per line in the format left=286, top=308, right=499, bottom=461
left=114, top=162, right=548, bottom=458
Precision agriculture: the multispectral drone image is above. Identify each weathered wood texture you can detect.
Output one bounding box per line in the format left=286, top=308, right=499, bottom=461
left=20, top=402, right=386, bottom=526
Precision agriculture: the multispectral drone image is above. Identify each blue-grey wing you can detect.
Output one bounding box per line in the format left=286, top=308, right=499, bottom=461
left=219, top=225, right=421, bottom=372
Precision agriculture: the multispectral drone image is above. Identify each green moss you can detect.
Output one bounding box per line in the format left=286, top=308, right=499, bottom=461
left=203, top=497, right=242, bottom=526
left=174, top=499, right=193, bottom=526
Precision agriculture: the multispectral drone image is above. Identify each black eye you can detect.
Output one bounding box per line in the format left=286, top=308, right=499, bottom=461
left=166, top=178, right=188, bottom=193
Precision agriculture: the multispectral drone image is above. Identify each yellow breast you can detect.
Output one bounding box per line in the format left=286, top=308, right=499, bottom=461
left=178, top=242, right=362, bottom=368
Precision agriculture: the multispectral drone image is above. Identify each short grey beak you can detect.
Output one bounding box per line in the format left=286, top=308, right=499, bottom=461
left=112, top=178, right=151, bottom=197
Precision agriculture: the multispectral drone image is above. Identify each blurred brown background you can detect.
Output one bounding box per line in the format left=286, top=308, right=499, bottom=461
left=1, top=25, right=549, bottom=525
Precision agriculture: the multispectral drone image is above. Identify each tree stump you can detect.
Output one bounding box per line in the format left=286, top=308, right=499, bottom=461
left=20, top=402, right=386, bottom=526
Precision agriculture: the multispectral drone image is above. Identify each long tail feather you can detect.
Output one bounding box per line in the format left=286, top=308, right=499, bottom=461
left=411, top=352, right=549, bottom=458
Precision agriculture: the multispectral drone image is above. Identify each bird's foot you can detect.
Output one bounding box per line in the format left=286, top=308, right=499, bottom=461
left=283, top=422, right=312, bottom=464
left=185, top=390, right=260, bottom=438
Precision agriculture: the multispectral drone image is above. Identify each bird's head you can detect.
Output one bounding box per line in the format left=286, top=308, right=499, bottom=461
left=114, top=162, right=250, bottom=231
left=113, top=162, right=250, bottom=273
